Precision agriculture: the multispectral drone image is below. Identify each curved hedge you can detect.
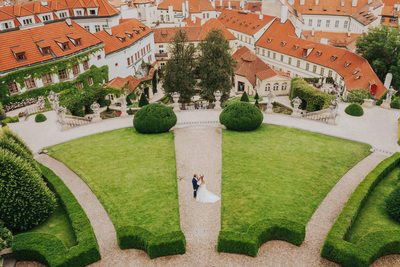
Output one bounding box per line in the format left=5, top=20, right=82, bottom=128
left=117, top=226, right=185, bottom=259
left=217, top=218, right=304, bottom=256
left=0, top=150, right=56, bottom=232
left=12, top=164, right=100, bottom=267
left=133, top=103, right=177, bottom=134
left=219, top=102, right=263, bottom=131
left=35, top=113, right=47, bottom=123
left=322, top=153, right=400, bottom=267
left=290, top=78, right=334, bottom=111
left=0, top=135, right=34, bottom=165
left=345, top=103, right=364, bottom=117
left=386, top=187, right=400, bottom=222
left=2, top=129, right=32, bottom=156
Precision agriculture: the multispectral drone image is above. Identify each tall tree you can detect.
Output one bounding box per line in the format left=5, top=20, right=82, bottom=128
left=162, top=30, right=197, bottom=104
left=197, top=29, right=236, bottom=102
left=356, top=26, right=400, bottom=89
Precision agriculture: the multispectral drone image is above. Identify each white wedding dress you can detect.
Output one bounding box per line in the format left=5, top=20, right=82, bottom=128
left=196, top=182, right=220, bottom=203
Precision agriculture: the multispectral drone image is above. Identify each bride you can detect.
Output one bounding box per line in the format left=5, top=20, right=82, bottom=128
left=196, top=175, right=220, bottom=203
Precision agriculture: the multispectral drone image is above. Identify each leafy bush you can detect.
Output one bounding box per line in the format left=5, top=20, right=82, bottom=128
left=2, top=129, right=32, bottom=156
left=35, top=113, right=47, bottom=123
left=217, top=219, right=304, bottom=256
left=126, top=95, right=132, bottom=106
left=0, top=102, right=6, bottom=121
left=386, top=187, right=400, bottom=222
left=322, top=153, right=400, bottom=267
left=346, top=90, right=370, bottom=104
left=0, top=135, right=35, bottom=168
left=345, top=103, right=364, bottom=117
left=1, top=116, right=19, bottom=126
left=240, top=91, right=249, bottom=102
left=0, top=149, right=56, bottom=232
left=12, top=164, right=100, bottom=266
left=117, top=226, right=185, bottom=259
left=391, top=97, right=400, bottom=109
left=290, top=78, right=333, bottom=111
left=138, top=93, right=149, bottom=107
left=219, top=102, right=263, bottom=131
left=0, top=221, right=13, bottom=250
left=133, top=104, right=177, bottom=134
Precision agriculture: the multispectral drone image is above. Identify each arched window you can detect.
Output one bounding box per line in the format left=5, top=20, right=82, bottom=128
left=265, top=83, right=271, bottom=91
left=281, top=82, right=287, bottom=91
left=273, top=83, right=279, bottom=91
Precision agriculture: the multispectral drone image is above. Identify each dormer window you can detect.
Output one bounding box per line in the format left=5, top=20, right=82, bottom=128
left=125, top=32, right=132, bottom=38
left=330, top=55, right=338, bottom=61
left=293, top=44, right=300, bottom=50
left=16, top=52, right=26, bottom=61
left=68, top=34, right=82, bottom=46
left=280, top=41, right=287, bottom=47
left=354, top=75, right=361, bottom=80
left=344, top=61, right=352, bottom=67
left=139, top=26, right=145, bottom=31
left=352, top=68, right=360, bottom=75
left=88, top=8, right=98, bottom=16
left=22, top=18, right=33, bottom=25
left=117, top=35, right=126, bottom=42
left=74, top=9, right=84, bottom=16
left=41, top=46, right=52, bottom=55
left=56, top=39, right=70, bottom=51
left=316, top=50, right=322, bottom=57
left=267, top=38, right=272, bottom=43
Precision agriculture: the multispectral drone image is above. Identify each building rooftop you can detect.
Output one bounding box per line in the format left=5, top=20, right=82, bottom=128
left=158, top=0, right=214, bottom=12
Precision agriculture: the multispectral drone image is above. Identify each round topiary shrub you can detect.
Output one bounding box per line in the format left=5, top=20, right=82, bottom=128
left=133, top=103, right=177, bottom=134
left=0, top=149, right=57, bottom=232
left=219, top=101, right=263, bottom=131
left=345, top=103, right=364, bottom=117
left=391, top=97, right=400, bottom=109
left=35, top=113, right=47, bottom=123
left=0, top=221, right=13, bottom=250
left=386, top=187, right=400, bottom=223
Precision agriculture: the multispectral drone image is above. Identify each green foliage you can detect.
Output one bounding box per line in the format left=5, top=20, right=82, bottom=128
left=0, top=221, right=13, bottom=250
left=345, top=103, right=364, bottom=117
left=198, top=29, right=236, bottom=102
left=0, top=135, right=34, bottom=166
left=254, top=92, right=260, bottom=101
left=219, top=102, right=263, bottom=131
left=134, top=104, right=177, bottom=134
left=0, top=149, right=56, bottom=232
left=162, top=30, right=197, bottom=103
left=152, top=69, right=158, bottom=94
left=391, top=97, right=400, bottom=109
left=290, top=78, right=334, bottom=111
left=126, top=95, right=133, bottom=106
left=138, top=92, right=149, bottom=107
left=240, top=92, right=249, bottom=102
left=35, top=113, right=47, bottom=123
left=2, top=129, right=32, bottom=156
left=1, top=116, right=19, bottom=126
left=346, top=90, right=370, bottom=104
left=0, top=103, right=6, bottom=121
left=117, top=226, right=185, bottom=259
left=356, top=26, right=400, bottom=90
left=217, top=219, right=304, bottom=256
left=386, top=187, right=400, bottom=222
left=322, top=153, right=400, bottom=267
left=12, top=164, right=100, bottom=267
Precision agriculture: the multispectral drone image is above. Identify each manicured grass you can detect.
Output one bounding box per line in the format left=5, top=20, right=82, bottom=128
left=28, top=203, right=76, bottom=248
left=48, top=128, right=182, bottom=246
left=346, top=168, right=400, bottom=243
left=220, top=125, right=371, bottom=254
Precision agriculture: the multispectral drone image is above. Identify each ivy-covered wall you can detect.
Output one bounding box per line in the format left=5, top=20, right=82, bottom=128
left=0, top=47, right=103, bottom=103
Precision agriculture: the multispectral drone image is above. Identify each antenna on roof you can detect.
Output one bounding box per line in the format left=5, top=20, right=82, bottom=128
left=65, top=18, right=72, bottom=27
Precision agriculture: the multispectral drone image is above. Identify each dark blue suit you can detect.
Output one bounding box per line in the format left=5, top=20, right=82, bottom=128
left=192, top=177, right=199, bottom=198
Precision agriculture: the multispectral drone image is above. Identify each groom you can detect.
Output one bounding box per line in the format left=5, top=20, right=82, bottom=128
left=192, top=174, right=199, bottom=198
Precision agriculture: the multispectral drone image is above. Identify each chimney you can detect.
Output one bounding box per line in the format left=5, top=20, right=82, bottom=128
left=368, top=0, right=372, bottom=3
left=352, top=0, right=357, bottom=7
left=315, top=0, right=319, bottom=5
left=240, top=0, right=244, bottom=9
left=228, top=0, right=231, bottom=9
left=300, top=0, right=305, bottom=5
left=185, top=0, right=189, bottom=17
left=347, top=31, right=351, bottom=37
left=41, top=0, right=48, bottom=6
left=311, top=28, right=315, bottom=36
left=259, top=12, right=263, bottom=20
left=191, top=14, right=196, bottom=23
left=219, top=0, right=222, bottom=8
left=211, top=0, right=215, bottom=8
left=182, top=2, right=186, bottom=17
left=341, top=0, right=345, bottom=7
left=288, top=0, right=294, bottom=4
left=280, top=5, right=288, bottom=23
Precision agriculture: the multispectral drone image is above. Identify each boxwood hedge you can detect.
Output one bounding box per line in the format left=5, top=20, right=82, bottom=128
left=2, top=129, right=32, bottom=156
left=117, top=226, right=185, bottom=259
left=133, top=103, right=177, bottom=134
left=290, top=78, right=333, bottom=112
left=217, top=218, right=305, bottom=256
left=321, top=153, right=400, bottom=267
left=12, top=164, right=100, bottom=267
left=345, top=103, right=364, bottom=117
left=219, top=102, right=263, bottom=131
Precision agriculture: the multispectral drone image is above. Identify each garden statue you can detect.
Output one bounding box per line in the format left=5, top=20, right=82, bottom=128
left=381, top=86, right=396, bottom=109
left=291, top=97, right=302, bottom=118
left=90, top=102, right=102, bottom=122
left=172, top=92, right=181, bottom=112
left=57, top=106, right=67, bottom=127
left=214, top=90, right=222, bottom=111
left=329, top=99, right=339, bottom=124
left=266, top=91, right=275, bottom=114
left=119, top=94, right=128, bottom=117
left=48, top=90, right=59, bottom=110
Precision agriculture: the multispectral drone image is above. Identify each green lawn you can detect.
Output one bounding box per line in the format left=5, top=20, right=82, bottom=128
left=221, top=125, right=371, bottom=234
left=346, top=168, right=400, bottom=243
left=48, top=128, right=181, bottom=237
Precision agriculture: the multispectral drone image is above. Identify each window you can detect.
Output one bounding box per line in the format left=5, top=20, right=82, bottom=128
left=83, top=60, right=89, bottom=70
left=15, top=52, right=26, bottom=61
left=25, top=77, right=36, bottom=89
left=273, top=52, right=276, bottom=59
left=95, top=25, right=101, bottom=32
left=262, top=49, right=265, bottom=56
left=160, top=15, right=164, bottom=21
left=313, top=65, right=317, bottom=73
left=41, top=46, right=51, bottom=55
left=59, top=11, right=68, bottom=18
left=317, top=19, right=321, bottom=27
left=320, top=67, right=324, bottom=76
left=344, top=20, right=349, bottom=28
left=1, top=21, right=12, bottom=29
left=75, top=10, right=83, bottom=16
left=88, top=77, right=94, bottom=86
left=265, top=83, right=271, bottom=91
left=306, top=63, right=310, bottom=71
left=59, top=42, right=69, bottom=50
left=281, top=82, right=287, bottom=91
left=308, top=19, right=312, bottom=26
left=273, top=83, right=279, bottom=91
left=84, top=25, right=90, bottom=31
left=326, top=20, right=330, bottom=27
left=166, top=15, right=170, bottom=21
left=288, top=57, right=292, bottom=65
left=280, top=55, right=284, bottom=61
left=8, top=82, right=18, bottom=94
left=335, top=20, right=339, bottom=28
left=97, top=55, right=101, bottom=60
left=58, top=69, right=68, bottom=80
left=42, top=14, right=51, bottom=22
left=42, top=73, right=52, bottom=85
left=76, top=82, right=84, bottom=89
left=72, top=38, right=81, bottom=46
left=127, top=57, right=131, bottom=66
left=328, top=70, right=333, bottom=77
left=297, top=60, right=300, bottom=67
left=89, top=9, right=97, bottom=15
left=22, top=18, right=33, bottom=25
left=267, top=51, right=270, bottom=57
left=72, top=64, right=80, bottom=76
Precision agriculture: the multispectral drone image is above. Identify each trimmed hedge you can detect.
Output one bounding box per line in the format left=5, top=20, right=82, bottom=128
left=0, top=221, right=13, bottom=250
left=117, top=226, right=185, bottom=259
left=386, top=187, right=400, bottom=222
left=133, top=103, right=177, bottom=134
left=2, top=129, right=32, bottom=156
left=219, top=102, right=263, bottom=131
left=35, top=113, right=47, bottom=123
left=346, top=90, right=370, bottom=105
left=240, top=92, right=249, bottom=102
left=321, top=153, right=400, bottom=267
left=345, top=103, right=364, bottom=117
left=391, top=97, right=400, bottom=109
left=290, top=78, right=334, bottom=111
left=217, top=218, right=305, bottom=256
left=12, top=164, right=100, bottom=267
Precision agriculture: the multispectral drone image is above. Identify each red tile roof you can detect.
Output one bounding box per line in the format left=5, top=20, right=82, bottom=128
left=94, top=18, right=152, bottom=55
left=256, top=20, right=386, bottom=98
left=302, top=31, right=361, bottom=51
left=0, top=20, right=102, bottom=73
left=233, top=46, right=287, bottom=86
left=153, top=18, right=235, bottom=43
left=158, top=0, right=214, bottom=12
left=107, top=75, right=141, bottom=92
left=217, top=9, right=275, bottom=35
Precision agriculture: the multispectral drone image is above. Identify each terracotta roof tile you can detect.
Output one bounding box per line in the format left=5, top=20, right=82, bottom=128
left=158, top=0, right=214, bottom=12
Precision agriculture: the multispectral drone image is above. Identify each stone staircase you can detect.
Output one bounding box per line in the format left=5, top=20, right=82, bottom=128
left=60, top=115, right=91, bottom=130
left=301, top=107, right=338, bottom=125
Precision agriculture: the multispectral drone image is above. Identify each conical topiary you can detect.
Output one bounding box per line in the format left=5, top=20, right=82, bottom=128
left=139, top=93, right=149, bottom=107
left=240, top=91, right=249, bottom=102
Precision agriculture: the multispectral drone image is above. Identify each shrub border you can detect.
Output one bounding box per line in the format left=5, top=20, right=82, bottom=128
left=12, top=164, right=100, bottom=267
left=217, top=218, right=305, bottom=257
left=321, top=153, right=400, bottom=267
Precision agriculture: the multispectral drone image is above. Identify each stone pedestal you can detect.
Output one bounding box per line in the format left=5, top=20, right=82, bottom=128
left=119, top=96, right=128, bottom=117
left=172, top=92, right=181, bottom=112
left=291, top=97, right=302, bottom=118
left=265, top=91, right=275, bottom=114
left=362, top=99, right=375, bottom=108
left=381, top=86, right=396, bottom=109
left=214, top=90, right=222, bottom=110
left=90, top=102, right=102, bottom=122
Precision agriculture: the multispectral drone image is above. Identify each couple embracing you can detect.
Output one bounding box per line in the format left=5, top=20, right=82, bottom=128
left=191, top=174, right=220, bottom=203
